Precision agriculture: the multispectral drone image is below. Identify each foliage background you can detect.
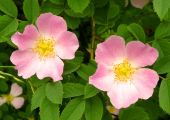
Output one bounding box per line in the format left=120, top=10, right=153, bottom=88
left=0, top=0, right=170, bottom=120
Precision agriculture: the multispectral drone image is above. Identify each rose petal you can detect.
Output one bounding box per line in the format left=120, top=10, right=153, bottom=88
left=125, top=0, right=129, bottom=7
left=131, top=0, right=148, bottom=9
left=10, top=49, right=40, bottom=79
left=10, top=83, right=23, bottom=97
left=36, top=56, right=64, bottom=82
left=54, top=31, right=79, bottom=59
left=132, top=68, right=159, bottom=99
left=0, top=97, right=6, bottom=106
left=11, top=97, right=24, bottom=109
left=125, top=41, right=158, bottom=68
left=89, top=63, right=114, bottom=91
left=37, top=13, right=67, bottom=38
left=11, top=25, right=39, bottom=51
left=95, top=35, right=125, bottom=66
left=107, top=82, right=138, bottom=109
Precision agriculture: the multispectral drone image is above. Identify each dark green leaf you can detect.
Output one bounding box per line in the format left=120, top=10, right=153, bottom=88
left=155, top=22, right=170, bottom=39
left=63, top=62, right=80, bottom=75
left=63, top=14, right=80, bottom=29
left=84, top=84, right=100, bottom=98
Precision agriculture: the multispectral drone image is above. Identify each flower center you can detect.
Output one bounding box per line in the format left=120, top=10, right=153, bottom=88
left=112, top=58, right=138, bottom=84
left=5, top=94, right=14, bottom=103
left=108, top=106, right=115, bottom=113
left=32, top=35, right=56, bottom=61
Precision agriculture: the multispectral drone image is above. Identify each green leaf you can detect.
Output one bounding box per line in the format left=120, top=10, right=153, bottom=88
left=153, top=56, right=170, bottom=74
left=84, top=84, right=100, bottom=99
left=0, top=0, right=18, bottom=17
left=63, top=14, right=80, bottom=29
left=117, top=24, right=131, bottom=40
left=63, top=83, right=85, bottom=98
left=102, top=109, right=112, bottom=120
left=0, top=81, right=8, bottom=92
left=94, top=0, right=109, bottom=8
left=41, top=1, right=63, bottom=16
left=63, top=62, right=80, bottom=75
left=31, top=84, right=47, bottom=111
left=153, top=0, right=170, bottom=19
left=163, top=8, right=170, bottom=21
left=88, top=60, right=97, bottom=70
left=40, top=97, right=59, bottom=120
left=67, top=0, right=90, bottom=13
left=23, top=0, right=39, bottom=22
left=94, top=17, right=107, bottom=25
left=120, top=107, right=149, bottom=120
left=97, top=26, right=107, bottom=34
left=31, top=75, right=50, bottom=87
left=3, top=115, right=14, bottom=120
left=76, top=64, right=95, bottom=81
left=85, top=96, right=103, bottom=120
left=152, top=39, right=170, bottom=59
left=46, top=81, right=63, bottom=104
left=50, top=0, right=65, bottom=4
left=0, top=15, right=18, bottom=36
left=60, top=97, right=85, bottom=120
left=127, top=23, right=145, bottom=43
left=0, top=110, right=1, bottom=119
left=155, top=22, right=170, bottom=39
left=159, top=79, right=170, bottom=114
left=67, top=51, right=84, bottom=64
left=107, top=5, right=119, bottom=19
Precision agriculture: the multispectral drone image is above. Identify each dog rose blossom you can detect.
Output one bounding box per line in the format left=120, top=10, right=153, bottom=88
left=89, top=35, right=159, bottom=109
left=0, top=83, right=24, bottom=109
left=125, top=0, right=148, bottom=9
left=10, top=13, right=79, bottom=82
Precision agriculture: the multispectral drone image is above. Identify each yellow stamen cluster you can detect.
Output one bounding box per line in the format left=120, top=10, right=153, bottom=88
left=32, top=35, right=56, bottom=61
left=5, top=94, right=14, bottom=103
left=112, top=58, right=138, bottom=84
left=108, top=106, right=115, bottom=113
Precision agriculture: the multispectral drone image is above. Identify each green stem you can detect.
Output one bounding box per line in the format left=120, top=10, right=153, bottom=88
left=159, top=76, right=167, bottom=80
left=28, top=80, right=35, bottom=94
left=0, top=66, right=15, bottom=68
left=146, top=40, right=156, bottom=44
left=90, top=16, right=95, bottom=60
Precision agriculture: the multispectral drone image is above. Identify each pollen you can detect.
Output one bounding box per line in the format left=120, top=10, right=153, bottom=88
left=5, top=94, right=14, bottom=103
left=32, top=35, right=56, bottom=61
left=113, top=58, right=138, bottom=84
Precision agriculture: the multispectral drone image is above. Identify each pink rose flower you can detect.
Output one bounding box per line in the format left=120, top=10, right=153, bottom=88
left=106, top=105, right=119, bottom=119
left=125, top=0, right=149, bottom=9
left=0, top=83, right=24, bottom=109
left=89, top=35, right=159, bottom=109
left=10, top=13, right=79, bottom=82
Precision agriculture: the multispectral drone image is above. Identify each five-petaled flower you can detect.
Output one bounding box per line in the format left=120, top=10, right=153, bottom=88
left=10, top=13, right=79, bottom=82
left=125, top=0, right=148, bottom=9
left=0, top=83, right=24, bottom=109
left=89, top=35, right=159, bottom=109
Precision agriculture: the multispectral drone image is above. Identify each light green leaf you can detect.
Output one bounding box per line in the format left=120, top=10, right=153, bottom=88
left=60, top=97, right=85, bottom=120
left=127, top=23, right=145, bottom=43
left=0, top=0, right=18, bottom=17
left=97, top=26, right=107, bottom=34
left=153, top=0, right=170, bottom=19
left=107, top=5, right=119, bottom=19
left=30, top=75, right=50, bottom=87
left=155, top=22, right=170, bottom=39
left=0, top=15, right=18, bottom=36
left=46, top=81, right=63, bottom=104
left=85, top=96, right=103, bottom=120
left=76, top=64, right=95, bottom=81
left=31, top=84, right=47, bottom=111
left=159, top=79, right=170, bottom=114
left=67, top=51, right=84, bottom=64
left=67, top=0, right=90, bottom=13
left=40, top=97, right=59, bottom=120
left=41, top=1, right=63, bottom=16
left=117, top=24, right=131, bottom=40
left=163, top=8, right=170, bottom=21
left=63, top=14, right=80, bottom=29
left=50, top=0, right=65, bottom=4
left=84, top=84, right=100, bottom=99
left=23, top=0, right=39, bottom=22
left=152, top=39, right=170, bottom=59
left=63, top=62, right=80, bottom=75
left=120, top=107, right=149, bottom=120
left=63, top=83, right=85, bottom=98
left=153, top=56, right=170, bottom=74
